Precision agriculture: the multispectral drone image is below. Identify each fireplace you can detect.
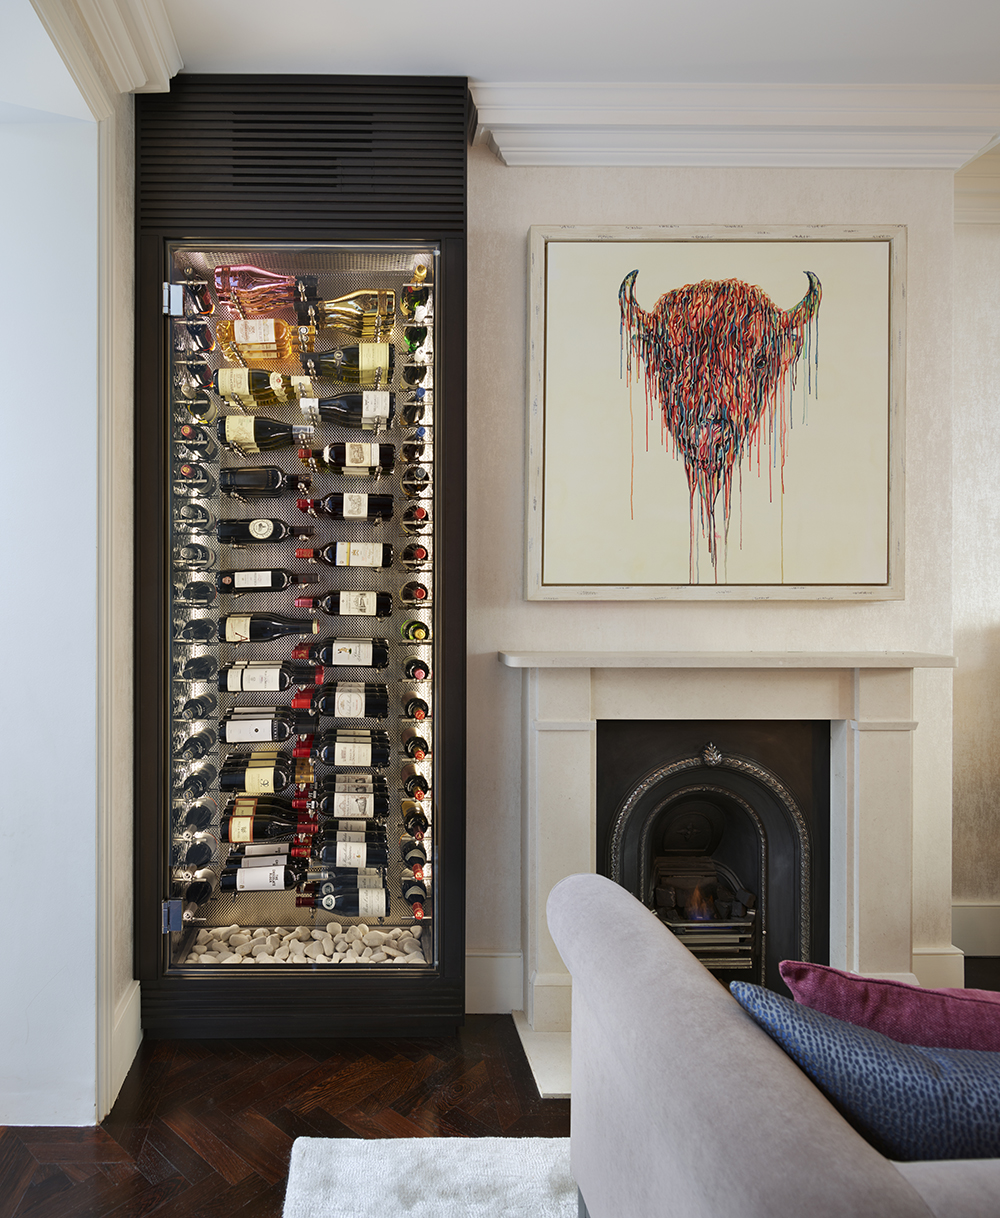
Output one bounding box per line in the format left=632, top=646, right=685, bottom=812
left=598, top=720, right=830, bottom=993
left=499, top=648, right=957, bottom=1081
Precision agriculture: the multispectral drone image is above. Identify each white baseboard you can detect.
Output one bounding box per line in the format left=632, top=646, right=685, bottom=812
left=466, top=952, right=523, bottom=1014
left=953, top=903, right=1000, bottom=956
left=911, top=947, right=966, bottom=989
left=105, top=981, right=142, bottom=1120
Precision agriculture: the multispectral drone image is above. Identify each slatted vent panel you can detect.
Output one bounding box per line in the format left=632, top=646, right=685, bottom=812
left=137, top=75, right=468, bottom=240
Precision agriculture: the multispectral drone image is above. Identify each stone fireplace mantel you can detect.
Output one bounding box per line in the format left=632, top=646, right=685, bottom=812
left=499, top=649, right=956, bottom=1095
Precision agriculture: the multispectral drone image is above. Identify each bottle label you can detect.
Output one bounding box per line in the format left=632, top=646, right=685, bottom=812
left=229, top=665, right=282, bottom=692
left=233, top=569, right=275, bottom=589
left=244, top=842, right=288, bottom=856
left=237, top=852, right=285, bottom=868
left=342, top=493, right=368, bottom=519
left=362, top=391, right=391, bottom=421
left=339, top=591, right=376, bottom=615
left=236, top=865, right=284, bottom=891
left=359, top=344, right=390, bottom=380
left=224, top=615, right=253, bottom=643
left=335, top=820, right=367, bottom=833
left=333, top=793, right=375, bottom=818
left=328, top=641, right=374, bottom=666
left=224, top=415, right=260, bottom=452
left=335, top=841, right=368, bottom=868
left=248, top=519, right=275, bottom=540
left=228, top=815, right=253, bottom=842
left=332, top=741, right=373, bottom=766
left=217, top=368, right=251, bottom=399
left=269, top=372, right=293, bottom=401
left=225, top=717, right=275, bottom=742
left=355, top=875, right=382, bottom=889
left=335, top=543, right=380, bottom=567
left=335, top=831, right=366, bottom=843
left=343, top=443, right=373, bottom=469
left=244, top=768, right=276, bottom=795
left=334, top=682, right=365, bottom=718
left=234, top=319, right=276, bottom=345
left=358, top=887, right=388, bottom=917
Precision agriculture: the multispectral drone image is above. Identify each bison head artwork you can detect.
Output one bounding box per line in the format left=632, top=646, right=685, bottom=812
left=619, top=269, right=821, bottom=578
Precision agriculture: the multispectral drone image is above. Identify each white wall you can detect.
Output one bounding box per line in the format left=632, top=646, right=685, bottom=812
left=465, top=151, right=957, bottom=992
left=0, top=118, right=100, bottom=1122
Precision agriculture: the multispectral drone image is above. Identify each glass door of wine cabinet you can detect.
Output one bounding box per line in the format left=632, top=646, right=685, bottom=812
left=165, top=244, right=437, bottom=971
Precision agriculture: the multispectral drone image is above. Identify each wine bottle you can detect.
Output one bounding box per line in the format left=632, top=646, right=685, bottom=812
left=399, top=395, right=426, bottom=427
left=307, top=788, right=390, bottom=819
left=173, top=542, right=215, bottom=570
left=312, top=731, right=391, bottom=768
left=402, top=325, right=430, bottom=357
left=217, top=612, right=318, bottom=643
left=401, top=726, right=430, bottom=760
left=401, top=281, right=432, bottom=320
left=402, top=807, right=430, bottom=842
left=179, top=878, right=218, bottom=918
left=292, top=637, right=390, bottom=669
left=219, top=661, right=323, bottom=693
left=213, top=367, right=312, bottom=410
left=174, top=502, right=216, bottom=534
left=312, top=824, right=387, bottom=846
left=402, top=657, right=431, bottom=681
left=401, top=763, right=429, bottom=800
left=401, top=466, right=432, bottom=497
left=296, top=888, right=391, bottom=916
left=220, top=466, right=310, bottom=499
left=178, top=764, right=217, bottom=799
left=312, top=839, right=389, bottom=869
left=400, top=504, right=431, bottom=534
left=174, top=654, right=219, bottom=682
left=215, top=569, right=318, bottom=595
left=176, top=801, right=215, bottom=833
left=217, top=415, right=314, bottom=454
left=213, top=264, right=318, bottom=313
left=401, top=874, right=427, bottom=920
left=225, top=849, right=294, bottom=869
left=295, top=590, right=392, bottom=618
left=297, top=443, right=395, bottom=477
left=296, top=493, right=394, bottom=521
left=174, top=462, right=217, bottom=498
left=220, top=709, right=317, bottom=743
left=176, top=728, right=217, bottom=760
left=216, top=317, right=316, bottom=363
left=175, top=357, right=214, bottom=391
left=400, top=834, right=428, bottom=876
left=402, top=695, right=430, bottom=721
left=296, top=542, right=393, bottom=569
left=400, top=620, right=431, bottom=642
left=174, top=617, right=216, bottom=643
left=219, top=863, right=305, bottom=891
left=401, top=544, right=430, bottom=571
left=311, top=873, right=385, bottom=896
left=301, top=683, right=389, bottom=720
left=299, top=343, right=394, bottom=386
left=175, top=422, right=219, bottom=461
left=222, top=795, right=313, bottom=821
left=174, top=580, right=217, bottom=608
left=173, top=319, right=215, bottom=353
left=219, top=753, right=293, bottom=794
left=293, top=290, right=395, bottom=339
left=298, top=391, right=395, bottom=430
left=174, top=691, right=218, bottom=720
left=217, top=519, right=314, bottom=545
left=229, top=839, right=309, bottom=860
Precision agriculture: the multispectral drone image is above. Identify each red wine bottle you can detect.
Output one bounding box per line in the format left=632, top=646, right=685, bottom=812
left=175, top=422, right=219, bottom=461
left=401, top=763, right=429, bottom=800
left=175, top=580, right=217, bottom=608
left=175, top=617, right=216, bottom=643
left=312, top=731, right=391, bottom=768
left=221, top=709, right=317, bottom=743
left=174, top=654, right=219, bottom=682
left=401, top=466, right=431, bottom=497
left=219, top=753, right=294, bottom=794
left=402, top=694, right=430, bottom=720
left=400, top=834, right=428, bottom=876
left=292, top=637, right=390, bottom=669
left=310, top=874, right=385, bottom=897
left=402, top=805, right=430, bottom=841
left=229, top=839, right=310, bottom=860
left=399, top=581, right=429, bottom=605
left=219, top=809, right=315, bottom=844
left=312, top=825, right=387, bottom=846
left=297, top=443, right=395, bottom=476
left=178, top=763, right=217, bottom=799
left=401, top=726, right=430, bottom=760
left=295, top=590, right=392, bottom=619
left=216, top=568, right=319, bottom=593
left=307, top=788, right=390, bottom=819
left=296, top=888, right=391, bottom=916
left=175, top=691, right=218, bottom=720
left=222, top=795, right=312, bottom=820
left=219, top=863, right=305, bottom=891
left=218, top=613, right=319, bottom=643
left=217, top=519, right=314, bottom=545
left=218, top=415, right=314, bottom=453
left=400, top=504, right=431, bottom=534
left=220, top=466, right=310, bottom=499
left=293, top=682, right=389, bottom=719
left=296, top=543, right=393, bottom=569
left=176, top=728, right=217, bottom=760
left=312, top=839, right=389, bottom=869
left=296, top=493, right=394, bottom=521
left=401, top=875, right=428, bottom=920
left=219, top=661, right=323, bottom=692
left=298, top=391, right=395, bottom=430
left=401, top=543, right=430, bottom=568
left=402, top=657, right=431, bottom=681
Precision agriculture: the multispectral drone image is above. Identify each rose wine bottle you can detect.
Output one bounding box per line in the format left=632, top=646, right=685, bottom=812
left=295, top=590, right=392, bottom=619
left=297, top=493, right=394, bottom=521
left=298, top=391, right=395, bottom=430
left=213, top=264, right=318, bottom=314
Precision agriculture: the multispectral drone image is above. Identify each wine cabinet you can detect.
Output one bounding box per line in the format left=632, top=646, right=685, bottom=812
left=135, top=77, right=468, bottom=1036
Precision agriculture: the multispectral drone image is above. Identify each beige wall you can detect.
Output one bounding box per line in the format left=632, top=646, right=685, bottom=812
left=953, top=223, right=1000, bottom=903
left=466, top=148, right=957, bottom=960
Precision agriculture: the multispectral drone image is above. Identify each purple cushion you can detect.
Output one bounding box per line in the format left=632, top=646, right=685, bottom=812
left=779, top=960, right=1000, bottom=1051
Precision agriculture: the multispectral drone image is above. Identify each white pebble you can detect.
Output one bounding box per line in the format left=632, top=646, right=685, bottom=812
left=197, top=954, right=217, bottom=963
left=304, top=942, right=323, bottom=959
left=363, top=931, right=387, bottom=948
left=371, top=951, right=387, bottom=963
left=252, top=928, right=268, bottom=939
left=346, top=927, right=362, bottom=943
left=294, top=926, right=312, bottom=941
left=274, top=945, right=290, bottom=961
left=356, top=924, right=369, bottom=936
left=222, top=954, right=243, bottom=964
left=398, top=937, right=420, bottom=955
left=383, top=946, right=403, bottom=958
left=196, top=929, right=212, bottom=944
left=256, top=954, right=275, bottom=963
left=325, top=921, right=342, bottom=936
left=407, top=924, right=423, bottom=939
left=403, top=952, right=426, bottom=964
left=322, top=938, right=334, bottom=956
left=230, top=934, right=250, bottom=948
left=251, top=942, right=270, bottom=957
left=184, top=954, right=200, bottom=964
left=388, top=928, right=404, bottom=940
left=361, top=946, right=373, bottom=959
left=311, top=929, right=328, bottom=940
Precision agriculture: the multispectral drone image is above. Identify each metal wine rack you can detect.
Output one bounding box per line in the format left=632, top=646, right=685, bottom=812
left=166, top=243, right=438, bottom=968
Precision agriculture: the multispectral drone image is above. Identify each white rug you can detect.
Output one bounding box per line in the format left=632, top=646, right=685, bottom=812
left=282, top=1136, right=576, bottom=1218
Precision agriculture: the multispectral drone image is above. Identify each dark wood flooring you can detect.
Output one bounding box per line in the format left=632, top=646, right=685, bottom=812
left=0, top=1014, right=569, bottom=1218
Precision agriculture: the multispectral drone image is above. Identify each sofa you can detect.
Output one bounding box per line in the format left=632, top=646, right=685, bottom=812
left=546, top=872, right=1000, bottom=1218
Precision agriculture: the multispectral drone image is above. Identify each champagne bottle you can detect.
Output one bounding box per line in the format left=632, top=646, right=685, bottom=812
left=296, top=888, right=391, bottom=916
left=401, top=726, right=430, bottom=760
left=299, top=344, right=394, bottom=386
left=400, top=620, right=431, bottom=642
left=174, top=654, right=219, bottom=682
left=312, top=730, right=391, bottom=768
left=219, top=753, right=294, bottom=794
left=296, top=493, right=394, bottom=521
left=401, top=874, right=427, bottom=920
left=213, top=264, right=318, bottom=313
left=402, top=657, right=431, bottom=681
left=293, top=290, right=395, bottom=339
left=401, top=544, right=430, bottom=569
left=176, top=728, right=217, bottom=760
left=219, top=862, right=305, bottom=891
left=301, top=683, right=389, bottom=719
left=400, top=504, right=431, bottom=534
left=217, top=415, right=314, bottom=454
left=217, top=519, right=314, bottom=545
left=401, top=763, right=429, bottom=800
left=213, top=367, right=312, bottom=410
left=297, top=443, right=395, bottom=477
left=402, top=466, right=432, bottom=497
left=220, top=708, right=318, bottom=743
left=174, top=691, right=218, bottom=720
left=219, top=661, right=323, bottom=693
left=295, top=590, right=392, bottom=619
left=292, top=637, right=390, bottom=669
left=220, top=466, right=310, bottom=499
left=217, top=613, right=319, bottom=643
left=175, top=422, right=219, bottom=461
left=216, top=568, right=319, bottom=594
left=216, top=317, right=316, bottom=363
left=296, top=542, right=393, bottom=569
left=298, top=391, right=395, bottom=430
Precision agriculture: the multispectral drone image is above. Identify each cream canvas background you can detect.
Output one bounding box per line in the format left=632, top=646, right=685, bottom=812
left=541, top=239, right=890, bottom=587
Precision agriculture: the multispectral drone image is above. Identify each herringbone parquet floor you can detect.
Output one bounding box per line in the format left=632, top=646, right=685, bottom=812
left=0, top=1014, right=569, bottom=1218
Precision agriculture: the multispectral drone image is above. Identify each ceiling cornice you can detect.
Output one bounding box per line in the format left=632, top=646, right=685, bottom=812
left=31, top=0, right=181, bottom=117
left=955, top=146, right=1000, bottom=222
left=472, top=82, right=1000, bottom=169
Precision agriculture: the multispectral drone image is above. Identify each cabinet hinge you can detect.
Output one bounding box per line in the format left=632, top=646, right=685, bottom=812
left=162, top=899, right=184, bottom=933
left=163, top=282, right=185, bottom=316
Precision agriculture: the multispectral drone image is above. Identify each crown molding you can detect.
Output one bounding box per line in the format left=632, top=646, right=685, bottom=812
left=471, top=82, right=1000, bottom=169
left=31, top=0, right=181, bottom=115
left=955, top=145, right=1000, bottom=222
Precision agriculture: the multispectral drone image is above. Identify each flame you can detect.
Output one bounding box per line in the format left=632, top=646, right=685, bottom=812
left=685, top=884, right=714, bottom=922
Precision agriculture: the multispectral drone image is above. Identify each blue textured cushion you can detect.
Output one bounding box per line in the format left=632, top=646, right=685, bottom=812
left=730, top=980, right=1000, bottom=1161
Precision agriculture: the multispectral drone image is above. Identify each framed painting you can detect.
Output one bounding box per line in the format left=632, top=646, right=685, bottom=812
left=525, top=224, right=905, bottom=600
